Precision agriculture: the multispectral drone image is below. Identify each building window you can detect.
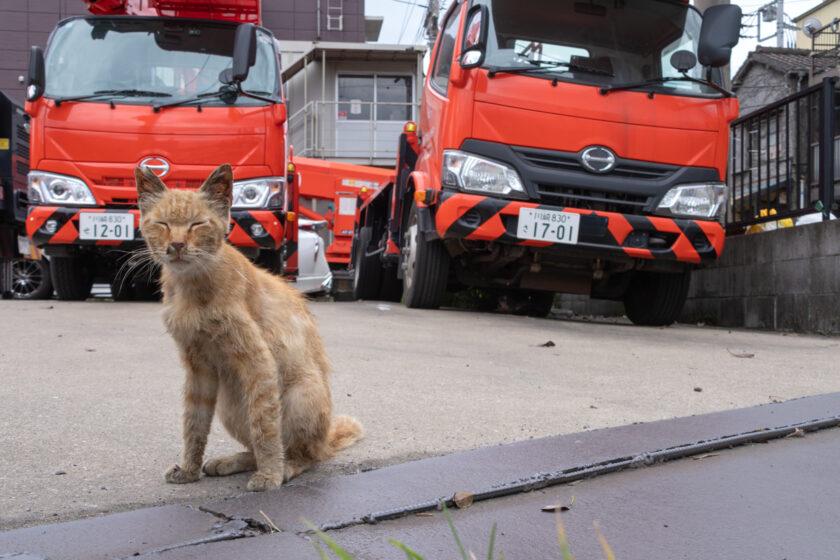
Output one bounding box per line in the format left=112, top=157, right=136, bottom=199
left=338, top=74, right=413, bottom=121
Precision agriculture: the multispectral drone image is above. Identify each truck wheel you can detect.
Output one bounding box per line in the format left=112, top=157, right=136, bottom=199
left=352, top=226, right=382, bottom=300
left=11, top=258, right=53, bottom=300
left=378, top=265, right=403, bottom=302
left=110, top=274, right=136, bottom=301
left=403, top=201, right=449, bottom=309
left=50, top=256, right=94, bottom=301
left=623, top=269, right=691, bottom=326
left=524, top=291, right=555, bottom=318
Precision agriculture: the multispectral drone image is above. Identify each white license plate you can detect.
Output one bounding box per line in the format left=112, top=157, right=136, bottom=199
left=516, top=208, right=580, bottom=244
left=79, top=212, right=135, bottom=241
left=17, top=235, right=31, bottom=255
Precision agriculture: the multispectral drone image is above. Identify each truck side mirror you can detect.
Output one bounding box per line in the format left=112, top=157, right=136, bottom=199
left=231, top=23, right=257, bottom=83
left=26, top=46, right=45, bottom=102
left=460, top=5, right=489, bottom=69
left=697, top=4, right=742, bottom=68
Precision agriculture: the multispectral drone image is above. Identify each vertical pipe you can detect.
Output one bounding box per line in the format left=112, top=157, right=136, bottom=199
left=774, top=107, right=780, bottom=214
left=321, top=50, right=326, bottom=157
left=818, top=77, right=836, bottom=220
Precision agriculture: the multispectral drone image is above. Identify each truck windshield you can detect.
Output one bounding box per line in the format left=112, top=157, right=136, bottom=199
left=481, top=0, right=722, bottom=97
left=44, top=17, right=279, bottom=106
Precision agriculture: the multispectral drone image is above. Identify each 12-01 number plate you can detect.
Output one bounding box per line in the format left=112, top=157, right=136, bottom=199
left=79, top=212, right=135, bottom=241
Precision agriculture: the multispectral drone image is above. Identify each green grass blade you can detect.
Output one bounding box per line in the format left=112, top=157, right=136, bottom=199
left=312, top=541, right=332, bottom=560
left=442, top=501, right=469, bottom=560
left=486, top=522, right=497, bottom=560
left=303, top=519, right=356, bottom=560
left=389, top=538, right=427, bottom=560
left=555, top=511, right=574, bottom=560
left=594, top=521, right=616, bottom=560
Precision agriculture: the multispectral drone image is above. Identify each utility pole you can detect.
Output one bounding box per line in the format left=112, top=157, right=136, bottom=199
left=776, top=0, right=784, bottom=47
left=424, top=0, right=440, bottom=50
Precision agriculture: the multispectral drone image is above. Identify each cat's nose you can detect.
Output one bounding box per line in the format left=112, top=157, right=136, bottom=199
left=170, top=242, right=185, bottom=253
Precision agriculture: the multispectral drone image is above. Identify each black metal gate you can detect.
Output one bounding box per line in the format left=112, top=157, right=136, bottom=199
left=727, top=77, right=839, bottom=231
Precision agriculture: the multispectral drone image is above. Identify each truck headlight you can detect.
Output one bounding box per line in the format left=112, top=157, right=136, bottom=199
left=232, top=177, right=284, bottom=209
left=442, top=150, right=526, bottom=199
left=656, top=182, right=727, bottom=220
left=28, top=171, right=96, bottom=206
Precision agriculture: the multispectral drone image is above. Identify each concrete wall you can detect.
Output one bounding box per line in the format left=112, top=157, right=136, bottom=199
left=681, top=219, right=840, bottom=334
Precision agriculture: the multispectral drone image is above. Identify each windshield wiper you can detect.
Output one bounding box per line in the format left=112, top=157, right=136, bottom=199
left=488, top=59, right=613, bottom=79
left=152, top=87, right=239, bottom=112
left=54, top=89, right=171, bottom=106
left=599, top=75, right=733, bottom=97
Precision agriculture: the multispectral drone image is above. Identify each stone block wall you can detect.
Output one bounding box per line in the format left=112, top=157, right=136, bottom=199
left=681, top=219, right=840, bottom=334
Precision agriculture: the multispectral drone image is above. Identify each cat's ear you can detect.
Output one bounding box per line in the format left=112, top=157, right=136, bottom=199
left=199, top=164, right=233, bottom=212
left=135, top=166, right=168, bottom=213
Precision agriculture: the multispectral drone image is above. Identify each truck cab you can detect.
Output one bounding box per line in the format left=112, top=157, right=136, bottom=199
left=24, top=7, right=294, bottom=300
left=357, top=0, right=741, bottom=325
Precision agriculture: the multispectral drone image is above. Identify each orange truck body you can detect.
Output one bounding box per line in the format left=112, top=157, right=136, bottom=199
left=353, top=0, right=742, bottom=324
left=23, top=0, right=301, bottom=299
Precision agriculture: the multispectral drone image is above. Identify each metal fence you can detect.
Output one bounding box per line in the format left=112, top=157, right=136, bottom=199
left=727, top=77, right=838, bottom=231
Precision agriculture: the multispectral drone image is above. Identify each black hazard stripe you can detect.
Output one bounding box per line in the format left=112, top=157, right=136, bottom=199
left=443, top=197, right=513, bottom=239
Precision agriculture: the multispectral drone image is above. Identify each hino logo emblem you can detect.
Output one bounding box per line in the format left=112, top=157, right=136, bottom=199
left=580, top=146, right=617, bottom=174
left=139, top=156, right=171, bottom=178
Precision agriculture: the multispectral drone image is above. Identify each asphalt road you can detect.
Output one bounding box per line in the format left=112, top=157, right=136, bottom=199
left=1, top=298, right=838, bottom=531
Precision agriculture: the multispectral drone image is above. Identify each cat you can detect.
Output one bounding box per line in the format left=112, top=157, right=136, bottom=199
left=134, top=163, right=362, bottom=492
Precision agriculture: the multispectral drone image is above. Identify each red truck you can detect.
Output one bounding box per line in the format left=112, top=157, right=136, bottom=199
left=23, top=0, right=302, bottom=300
left=352, top=0, right=742, bottom=325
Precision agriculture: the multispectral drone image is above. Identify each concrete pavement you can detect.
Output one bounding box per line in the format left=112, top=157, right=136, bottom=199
left=1, top=299, right=839, bottom=531
left=2, top=392, right=839, bottom=559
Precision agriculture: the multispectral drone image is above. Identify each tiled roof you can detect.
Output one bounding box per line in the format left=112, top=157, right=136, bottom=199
left=732, top=46, right=837, bottom=85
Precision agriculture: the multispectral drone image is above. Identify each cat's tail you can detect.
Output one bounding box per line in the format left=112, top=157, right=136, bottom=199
left=326, top=414, right=363, bottom=455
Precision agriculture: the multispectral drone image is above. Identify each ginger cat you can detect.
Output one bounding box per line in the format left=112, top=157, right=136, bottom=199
left=135, top=163, right=362, bottom=492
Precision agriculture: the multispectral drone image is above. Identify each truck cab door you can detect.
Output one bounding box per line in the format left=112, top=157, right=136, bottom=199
left=419, top=4, right=464, bottom=179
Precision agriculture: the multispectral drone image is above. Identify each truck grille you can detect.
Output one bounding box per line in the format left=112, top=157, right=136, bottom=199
left=536, top=185, right=650, bottom=214
left=513, top=147, right=676, bottom=180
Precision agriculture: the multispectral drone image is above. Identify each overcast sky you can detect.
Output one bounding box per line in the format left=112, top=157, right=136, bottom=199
left=364, top=0, right=824, bottom=76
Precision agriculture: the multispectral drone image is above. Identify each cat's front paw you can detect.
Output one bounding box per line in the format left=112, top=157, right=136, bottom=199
left=165, top=464, right=200, bottom=484
left=247, top=471, right=283, bottom=492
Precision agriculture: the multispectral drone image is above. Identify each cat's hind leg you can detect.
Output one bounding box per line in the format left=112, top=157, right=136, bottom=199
left=203, top=451, right=256, bottom=477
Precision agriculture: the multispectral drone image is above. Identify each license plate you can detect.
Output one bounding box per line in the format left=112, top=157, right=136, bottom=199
left=17, top=235, right=31, bottom=255
left=516, top=208, right=580, bottom=244
left=79, top=212, right=135, bottom=241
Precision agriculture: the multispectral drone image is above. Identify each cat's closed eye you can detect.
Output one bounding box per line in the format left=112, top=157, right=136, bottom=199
left=189, top=221, right=208, bottom=232
left=154, top=221, right=170, bottom=230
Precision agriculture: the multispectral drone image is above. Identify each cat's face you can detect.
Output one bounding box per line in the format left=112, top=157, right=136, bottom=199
left=135, top=164, right=233, bottom=269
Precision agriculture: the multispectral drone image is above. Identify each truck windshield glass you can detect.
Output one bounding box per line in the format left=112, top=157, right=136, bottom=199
left=481, top=0, right=721, bottom=96
left=44, top=17, right=278, bottom=106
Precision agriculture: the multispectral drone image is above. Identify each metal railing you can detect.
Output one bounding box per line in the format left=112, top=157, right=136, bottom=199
left=288, top=100, right=419, bottom=163
left=727, top=77, right=838, bottom=231
left=811, top=19, right=840, bottom=78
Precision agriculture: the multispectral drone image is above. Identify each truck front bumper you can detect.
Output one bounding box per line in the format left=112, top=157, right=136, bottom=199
left=434, top=192, right=724, bottom=265
left=26, top=206, right=286, bottom=251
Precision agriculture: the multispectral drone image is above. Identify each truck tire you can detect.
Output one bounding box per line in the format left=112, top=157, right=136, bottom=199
left=403, top=201, right=449, bottom=309
left=11, top=258, right=53, bottom=300
left=110, top=274, right=136, bottom=301
left=50, top=256, right=94, bottom=301
left=352, top=226, right=382, bottom=300
left=623, top=269, right=691, bottom=326
left=378, top=265, right=403, bottom=302
left=524, top=290, right=555, bottom=318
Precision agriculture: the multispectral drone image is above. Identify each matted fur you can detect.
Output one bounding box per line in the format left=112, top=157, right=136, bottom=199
left=135, top=163, right=362, bottom=492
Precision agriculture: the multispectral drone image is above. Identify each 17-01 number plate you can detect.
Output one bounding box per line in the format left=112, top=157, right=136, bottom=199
left=79, top=212, right=135, bottom=241
left=516, top=207, right=580, bottom=244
